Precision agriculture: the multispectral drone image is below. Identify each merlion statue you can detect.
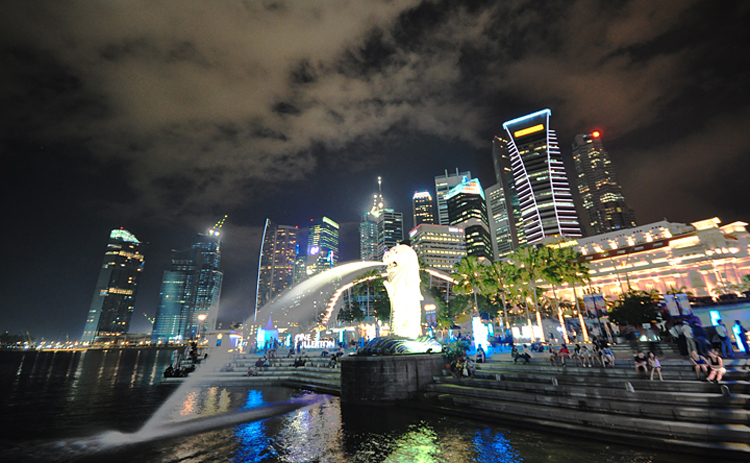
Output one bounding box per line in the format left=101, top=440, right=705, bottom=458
left=383, top=244, right=423, bottom=339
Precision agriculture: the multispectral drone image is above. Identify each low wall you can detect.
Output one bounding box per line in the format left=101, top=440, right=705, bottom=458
left=340, top=353, right=445, bottom=404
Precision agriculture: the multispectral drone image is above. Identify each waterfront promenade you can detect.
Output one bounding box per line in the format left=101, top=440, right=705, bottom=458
left=189, top=343, right=750, bottom=459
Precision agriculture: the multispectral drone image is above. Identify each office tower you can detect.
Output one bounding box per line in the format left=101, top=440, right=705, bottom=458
left=412, top=191, right=435, bottom=229
left=255, top=219, right=299, bottom=313
left=150, top=218, right=225, bottom=343
left=81, top=229, right=144, bottom=343
left=446, top=178, right=493, bottom=260
left=377, top=210, right=404, bottom=260
left=409, top=223, right=467, bottom=271
left=360, top=210, right=379, bottom=262
left=503, top=109, right=582, bottom=243
left=572, top=131, right=637, bottom=236
left=490, top=136, right=526, bottom=251
left=434, top=169, right=472, bottom=225
left=185, top=228, right=224, bottom=339
left=151, top=250, right=194, bottom=343
left=486, top=183, right=516, bottom=260
left=306, top=216, right=339, bottom=276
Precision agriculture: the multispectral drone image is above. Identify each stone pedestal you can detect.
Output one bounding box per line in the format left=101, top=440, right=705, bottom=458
left=340, top=353, right=444, bottom=404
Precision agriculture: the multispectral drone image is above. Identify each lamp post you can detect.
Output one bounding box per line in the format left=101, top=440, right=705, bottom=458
left=197, top=314, right=207, bottom=342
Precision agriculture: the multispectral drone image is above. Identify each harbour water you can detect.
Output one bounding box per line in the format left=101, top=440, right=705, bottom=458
left=0, top=349, right=710, bottom=463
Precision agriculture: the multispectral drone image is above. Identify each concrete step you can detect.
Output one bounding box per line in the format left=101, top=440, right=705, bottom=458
left=425, top=381, right=750, bottom=424
left=413, top=391, right=750, bottom=458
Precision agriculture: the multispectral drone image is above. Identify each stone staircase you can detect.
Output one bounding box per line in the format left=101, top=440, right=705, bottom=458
left=167, top=355, right=342, bottom=394
left=411, top=360, right=750, bottom=459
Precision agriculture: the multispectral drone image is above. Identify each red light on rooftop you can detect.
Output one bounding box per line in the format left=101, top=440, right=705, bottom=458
left=592, top=131, right=601, bottom=138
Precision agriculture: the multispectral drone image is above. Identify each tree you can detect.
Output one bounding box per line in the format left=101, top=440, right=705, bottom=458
left=507, top=245, right=546, bottom=340
left=337, top=296, right=364, bottom=323
left=483, top=261, right=516, bottom=329
left=451, top=256, right=487, bottom=316
left=608, top=290, right=662, bottom=327
left=351, top=269, right=390, bottom=322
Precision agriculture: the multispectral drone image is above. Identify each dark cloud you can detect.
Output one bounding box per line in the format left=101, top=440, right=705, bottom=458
left=2, top=0, right=750, bottom=339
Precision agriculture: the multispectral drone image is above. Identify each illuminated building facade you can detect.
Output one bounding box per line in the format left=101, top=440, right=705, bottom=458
left=151, top=220, right=225, bottom=342
left=360, top=212, right=379, bottom=262
left=377, top=209, right=404, bottom=260
left=552, top=218, right=750, bottom=302
left=412, top=191, right=435, bottom=229
left=434, top=169, right=471, bottom=225
left=503, top=109, right=582, bottom=243
left=572, top=131, right=637, bottom=236
left=255, top=219, right=299, bottom=313
left=488, top=136, right=526, bottom=259
left=409, top=223, right=467, bottom=271
left=306, top=217, right=339, bottom=276
left=446, top=178, right=492, bottom=260
left=81, top=229, right=144, bottom=343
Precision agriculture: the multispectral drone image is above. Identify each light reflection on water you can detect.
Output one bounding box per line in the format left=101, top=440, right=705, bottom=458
left=0, top=351, right=723, bottom=463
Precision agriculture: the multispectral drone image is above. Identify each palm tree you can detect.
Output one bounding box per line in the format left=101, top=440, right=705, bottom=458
left=538, top=246, right=570, bottom=343
left=557, top=246, right=591, bottom=342
left=508, top=245, right=546, bottom=341
left=451, top=256, right=487, bottom=317
left=483, top=261, right=516, bottom=330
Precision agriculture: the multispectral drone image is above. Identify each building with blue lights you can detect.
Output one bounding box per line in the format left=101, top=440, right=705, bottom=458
left=502, top=109, right=582, bottom=243
left=306, top=217, right=339, bottom=276
left=434, top=169, right=471, bottom=226
left=446, top=178, right=492, bottom=260
left=81, top=229, right=144, bottom=343
left=151, top=220, right=225, bottom=343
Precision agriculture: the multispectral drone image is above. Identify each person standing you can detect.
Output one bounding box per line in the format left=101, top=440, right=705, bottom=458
left=734, top=320, right=750, bottom=356
left=681, top=321, right=696, bottom=355
left=715, top=319, right=735, bottom=358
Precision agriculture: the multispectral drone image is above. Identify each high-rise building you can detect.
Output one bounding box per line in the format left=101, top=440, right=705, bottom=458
left=255, top=219, right=299, bottom=313
left=150, top=219, right=225, bottom=343
left=409, top=223, right=467, bottom=271
left=306, top=217, right=339, bottom=276
left=503, top=109, right=582, bottom=243
left=81, top=229, right=144, bottom=344
left=150, top=250, right=193, bottom=343
left=434, top=169, right=471, bottom=225
left=377, top=209, right=404, bottom=260
left=489, top=136, right=526, bottom=257
left=360, top=211, right=379, bottom=262
left=412, top=191, right=435, bottom=229
left=572, top=131, right=637, bottom=236
left=446, top=178, right=492, bottom=260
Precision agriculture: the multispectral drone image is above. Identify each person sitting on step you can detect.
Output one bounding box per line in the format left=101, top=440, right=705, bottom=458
left=705, top=349, right=726, bottom=383
left=689, top=350, right=708, bottom=380
left=633, top=351, right=648, bottom=378
left=648, top=351, right=663, bottom=381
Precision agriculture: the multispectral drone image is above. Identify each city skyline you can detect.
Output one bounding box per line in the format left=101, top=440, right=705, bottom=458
left=3, top=1, right=750, bottom=340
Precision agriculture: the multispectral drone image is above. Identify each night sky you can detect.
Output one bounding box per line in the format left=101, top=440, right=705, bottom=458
left=2, top=1, right=750, bottom=341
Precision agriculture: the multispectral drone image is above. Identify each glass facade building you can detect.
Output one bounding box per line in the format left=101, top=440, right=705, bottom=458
left=254, top=219, right=299, bottom=315
left=151, top=224, right=224, bottom=343
left=412, top=191, right=435, bottom=229
left=572, top=131, right=637, bottom=236
left=446, top=178, right=492, bottom=260
left=81, top=229, right=144, bottom=343
left=306, top=217, right=339, bottom=276
left=434, top=169, right=471, bottom=226
left=409, top=223, right=467, bottom=271
left=503, top=109, right=582, bottom=243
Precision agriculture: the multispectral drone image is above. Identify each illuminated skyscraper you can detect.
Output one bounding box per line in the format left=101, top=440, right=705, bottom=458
left=488, top=136, right=526, bottom=259
left=434, top=169, right=471, bottom=225
left=81, top=229, right=144, bottom=343
left=150, top=218, right=225, bottom=342
left=446, top=178, right=492, bottom=260
left=572, top=131, right=637, bottom=236
left=254, top=219, right=299, bottom=314
left=377, top=209, right=404, bottom=260
left=503, top=109, right=582, bottom=243
left=360, top=211, right=379, bottom=262
left=412, top=191, right=435, bottom=229
left=306, top=217, right=339, bottom=276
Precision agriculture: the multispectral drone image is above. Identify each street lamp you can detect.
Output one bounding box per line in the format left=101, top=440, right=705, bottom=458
left=197, top=314, right=207, bottom=341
